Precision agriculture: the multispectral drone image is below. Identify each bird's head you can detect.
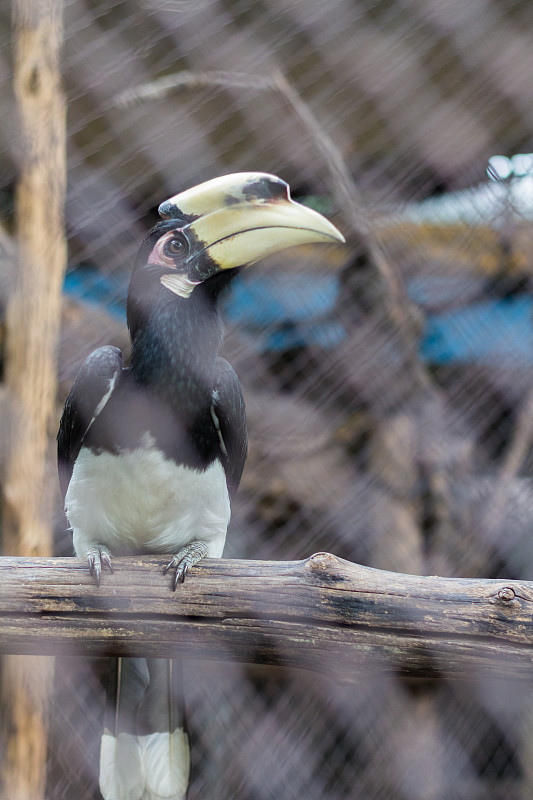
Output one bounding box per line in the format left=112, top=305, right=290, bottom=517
left=135, top=172, right=345, bottom=300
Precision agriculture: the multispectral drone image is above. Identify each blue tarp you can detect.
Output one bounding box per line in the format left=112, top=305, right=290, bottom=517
left=63, top=266, right=533, bottom=366
left=420, top=295, right=533, bottom=366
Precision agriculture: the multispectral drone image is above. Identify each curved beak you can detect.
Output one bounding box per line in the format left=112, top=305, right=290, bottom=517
left=159, top=172, right=345, bottom=278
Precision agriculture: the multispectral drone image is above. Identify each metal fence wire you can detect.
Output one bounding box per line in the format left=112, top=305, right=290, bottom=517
left=2, top=0, right=533, bottom=797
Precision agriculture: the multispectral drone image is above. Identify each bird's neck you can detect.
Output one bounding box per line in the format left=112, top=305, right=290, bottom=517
left=128, top=280, right=224, bottom=414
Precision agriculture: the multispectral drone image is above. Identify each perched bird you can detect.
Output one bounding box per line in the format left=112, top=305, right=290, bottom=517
left=57, top=172, right=344, bottom=800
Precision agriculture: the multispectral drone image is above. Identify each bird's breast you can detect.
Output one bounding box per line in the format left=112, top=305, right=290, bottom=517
left=85, top=374, right=220, bottom=471
left=65, top=439, right=231, bottom=558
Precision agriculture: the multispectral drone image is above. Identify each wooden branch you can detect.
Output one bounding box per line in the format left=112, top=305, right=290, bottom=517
left=1, top=553, right=533, bottom=681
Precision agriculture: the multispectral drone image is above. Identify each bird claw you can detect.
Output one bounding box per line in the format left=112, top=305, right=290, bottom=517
left=163, top=540, right=209, bottom=590
left=85, top=546, right=114, bottom=587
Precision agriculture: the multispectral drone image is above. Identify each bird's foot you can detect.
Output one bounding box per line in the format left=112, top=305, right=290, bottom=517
left=85, top=545, right=113, bottom=587
left=163, top=540, right=209, bottom=590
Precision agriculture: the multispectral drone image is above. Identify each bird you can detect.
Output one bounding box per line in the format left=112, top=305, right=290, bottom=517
left=57, top=171, right=345, bottom=800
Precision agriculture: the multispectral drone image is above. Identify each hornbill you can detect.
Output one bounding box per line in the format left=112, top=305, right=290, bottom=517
left=57, top=172, right=344, bottom=800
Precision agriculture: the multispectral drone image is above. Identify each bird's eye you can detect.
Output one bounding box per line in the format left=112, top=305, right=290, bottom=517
left=168, top=239, right=182, bottom=254
left=163, top=232, right=188, bottom=258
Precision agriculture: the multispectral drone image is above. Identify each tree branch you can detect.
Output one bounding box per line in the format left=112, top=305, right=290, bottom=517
left=0, top=553, right=532, bottom=681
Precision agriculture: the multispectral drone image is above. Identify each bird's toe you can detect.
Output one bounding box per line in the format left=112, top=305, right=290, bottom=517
left=164, top=540, right=209, bottom=590
left=86, top=545, right=113, bottom=587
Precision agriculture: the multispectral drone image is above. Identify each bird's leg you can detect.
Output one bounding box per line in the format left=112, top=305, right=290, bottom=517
left=85, top=545, right=114, bottom=587
left=163, top=540, right=209, bottom=590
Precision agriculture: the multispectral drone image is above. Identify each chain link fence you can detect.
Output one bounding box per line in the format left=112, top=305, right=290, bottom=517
left=2, top=0, right=533, bottom=797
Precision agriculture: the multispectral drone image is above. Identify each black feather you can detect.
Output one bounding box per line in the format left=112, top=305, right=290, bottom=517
left=213, top=357, right=247, bottom=498
left=57, top=346, right=123, bottom=501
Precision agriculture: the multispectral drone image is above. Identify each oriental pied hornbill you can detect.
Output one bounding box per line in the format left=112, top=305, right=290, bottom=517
left=57, top=172, right=344, bottom=800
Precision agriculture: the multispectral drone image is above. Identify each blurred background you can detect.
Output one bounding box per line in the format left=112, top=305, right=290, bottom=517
left=2, top=0, right=533, bottom=797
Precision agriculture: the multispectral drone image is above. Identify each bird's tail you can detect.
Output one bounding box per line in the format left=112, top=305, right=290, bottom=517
left=99, top=657, right=190, bottom=800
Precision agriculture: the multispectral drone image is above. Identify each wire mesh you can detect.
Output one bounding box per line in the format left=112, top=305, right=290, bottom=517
left=2, top=0, right=533, bottom=797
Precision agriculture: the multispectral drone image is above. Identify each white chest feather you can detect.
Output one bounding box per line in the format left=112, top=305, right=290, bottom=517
left=65, top=445, right=230, bottom=559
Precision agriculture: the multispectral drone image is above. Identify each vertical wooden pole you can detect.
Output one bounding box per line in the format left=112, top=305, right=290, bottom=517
left=1, top=2, right=66, bottom=798
left=5, top=0, right=66, bottom=552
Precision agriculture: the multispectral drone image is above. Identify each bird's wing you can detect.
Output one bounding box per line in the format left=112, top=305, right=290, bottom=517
left=57, top=345, right=123, bottom=501
left=212, top=357, right=247, bottom=499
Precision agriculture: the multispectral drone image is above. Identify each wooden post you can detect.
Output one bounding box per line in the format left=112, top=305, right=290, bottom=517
left=1, top=2, right=66, bottom=799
